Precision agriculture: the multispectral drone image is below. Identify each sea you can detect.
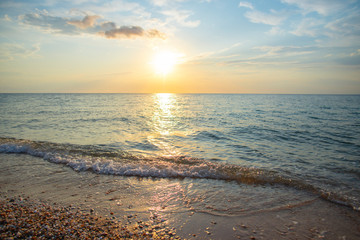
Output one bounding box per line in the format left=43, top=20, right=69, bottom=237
left=1, top=93, right=359, bottom=214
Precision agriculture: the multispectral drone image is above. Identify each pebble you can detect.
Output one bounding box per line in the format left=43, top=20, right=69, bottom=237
left=0, top=197, right=180, bottom=239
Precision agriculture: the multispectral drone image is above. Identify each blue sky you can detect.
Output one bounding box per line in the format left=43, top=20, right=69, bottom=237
left=0, top=0, right=359, bottom=93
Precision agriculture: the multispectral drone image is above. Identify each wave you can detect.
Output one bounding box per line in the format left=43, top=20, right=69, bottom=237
left=0, top=137, right=358, bottom=211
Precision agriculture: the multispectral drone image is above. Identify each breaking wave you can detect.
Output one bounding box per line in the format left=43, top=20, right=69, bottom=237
left=0, top=137, right=358, bottom=210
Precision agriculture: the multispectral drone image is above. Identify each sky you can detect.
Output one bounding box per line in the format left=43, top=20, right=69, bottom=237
left=0, top=0, right=359, bottom=93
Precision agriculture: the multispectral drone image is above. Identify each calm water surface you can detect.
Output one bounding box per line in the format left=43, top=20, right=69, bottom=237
left=1, top=93, right=359, bottom=212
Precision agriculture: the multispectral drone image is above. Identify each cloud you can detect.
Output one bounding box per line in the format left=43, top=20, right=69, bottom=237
left=100, top=21, right=116, bottom=30
left=3, top=14, right=12, bottom=22
left=244, top=10, right=285, bottom=26
left=0, top=43, right=40, bottom=61
left=146, top=29, right=166, bottom=39
left=350, top=49, right=360, bottom=57
left=217, top=45, right=318, bottom=68
left=325, top=13, right=360, bottom=37
left=191, top=46, right=314, bottom=68
left=238, top=2, right=254, bottom=10
left=83, top=0, right=153, bottom=23
left=20, top=10, right=78, bottom=35
left=187, top=43, right=317, bottom=68
left=336, top=50, right=360, bottom=65
left=151, top=0, right=169, bottom=6
left=85, top=0, right=143, bottom=13
left=20, top=10, right=166, bottom=40
left=150, top=0, right=190, bottom=7
left=150, top=0, right=211, bottom=6
left=252, top=45, right=314, bottom=58
left=67, top=15, right=100, bottom=29
left=162, top=9, right=200, bottom=27
left=100, top=26, right=143, bottom=38
left=290, top=10, right=360, bottom=42
left=291, top=18, right=324, bottom=37
left=281, top=0, right=354, bottom=16
left=267, top=26, right=285, bottom=35
left=99, top=26, right=166, bottom=39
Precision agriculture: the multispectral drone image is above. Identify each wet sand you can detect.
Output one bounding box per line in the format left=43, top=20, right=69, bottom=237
left=1, top=153, right=359, bottom=239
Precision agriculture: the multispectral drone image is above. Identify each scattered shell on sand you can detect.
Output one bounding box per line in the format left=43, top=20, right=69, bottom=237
left=0, top=197, right=180, bottom=239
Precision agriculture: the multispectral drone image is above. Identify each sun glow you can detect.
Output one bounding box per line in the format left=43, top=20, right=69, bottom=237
left=151, top=50, right=182, bottom=76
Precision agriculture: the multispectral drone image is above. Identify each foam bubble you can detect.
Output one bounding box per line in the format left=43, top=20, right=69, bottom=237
left=1, top=137, right=359, bottom=210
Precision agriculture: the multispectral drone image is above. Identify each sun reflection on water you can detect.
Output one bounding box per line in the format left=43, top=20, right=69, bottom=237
left=148, top=93, right=179, bottom=157
left=145, top=95, right=188, bottom=219
left=153, top=93, right=176, bottom=136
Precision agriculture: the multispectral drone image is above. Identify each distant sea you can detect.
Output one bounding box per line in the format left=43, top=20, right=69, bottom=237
left=1, top=93, right=359, bottom=213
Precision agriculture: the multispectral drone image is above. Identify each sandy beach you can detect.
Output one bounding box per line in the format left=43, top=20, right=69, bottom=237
left=2, top=0, right=360, bottom=236
left=1, top=153, right=360, bottom=239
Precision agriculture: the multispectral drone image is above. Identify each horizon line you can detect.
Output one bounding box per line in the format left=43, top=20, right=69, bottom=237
left=1, top=92, right=359, bottom=95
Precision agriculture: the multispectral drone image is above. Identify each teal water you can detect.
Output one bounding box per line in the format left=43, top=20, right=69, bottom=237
left=1, top=93, right=359, bottom=211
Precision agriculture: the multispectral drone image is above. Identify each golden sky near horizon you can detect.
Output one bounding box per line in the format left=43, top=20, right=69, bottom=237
left=0, top=0, right=359, bottom=93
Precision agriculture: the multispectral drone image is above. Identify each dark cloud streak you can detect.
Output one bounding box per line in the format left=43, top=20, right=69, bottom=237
left=20, top=11, right=166, bottom=40
left=99, top=25, right=166, bottom=39
left=100, top=26, right=144, bottom=39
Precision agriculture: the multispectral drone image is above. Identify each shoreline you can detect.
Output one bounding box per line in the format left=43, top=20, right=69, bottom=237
left=1, top=153, right=360, bottom=239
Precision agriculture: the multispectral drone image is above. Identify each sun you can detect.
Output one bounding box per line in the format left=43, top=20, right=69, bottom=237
left=151, top=50, right=181, bottom=76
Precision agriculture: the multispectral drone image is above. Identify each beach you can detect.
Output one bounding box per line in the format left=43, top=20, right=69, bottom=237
left=1, top=94, right=360, bottom=239
left=1, top=0, right=360, bottom=236
left=1, top=153, right=359, bottom=239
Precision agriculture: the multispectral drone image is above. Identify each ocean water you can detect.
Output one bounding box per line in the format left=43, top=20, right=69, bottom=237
left=1, top=93, right=359, bottom=213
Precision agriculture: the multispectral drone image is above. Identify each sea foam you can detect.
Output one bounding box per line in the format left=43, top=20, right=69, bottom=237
left=1, top=137, right=359, bottom=211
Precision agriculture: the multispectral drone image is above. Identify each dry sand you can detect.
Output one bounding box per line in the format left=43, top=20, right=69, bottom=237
left=1, top=196, right=177, bottom=239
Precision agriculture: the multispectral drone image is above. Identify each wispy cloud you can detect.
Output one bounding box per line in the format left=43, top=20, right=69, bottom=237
left=162, top=9, right=200, bottom=28
left=238, top=0, right=360, bottom=49
left=291, top=18, right=324, bottom=37
left=151, top=0, right=201, bottom=7
left=3, top=14, right=12, bottom=22
left=238, top=2, right=254, bottom=10
left=0, top=43, right=40, bottom=61
left=267, top=26, right=285, bottom=35
left=350, top=49, right=360, bottom=57
left=188, top=43, right=319, bottom=69
left=151, top=0, right=170, bottom=6
left=186, top=42, right=243, bottom=64
left=281, top=0, right=354, bottom=16
left=252, top=45, right=315, bottom=59
left=290, top=9, right=360, bottom=44
left=336, top=49, right=360, bottom=65
left=238, top=2, right=287, bottom=26
left=244, top=10, right=286, bottom=26
left=325, top=12, right=360, bottom=37
left=85, top=0, right=143, bottom=13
